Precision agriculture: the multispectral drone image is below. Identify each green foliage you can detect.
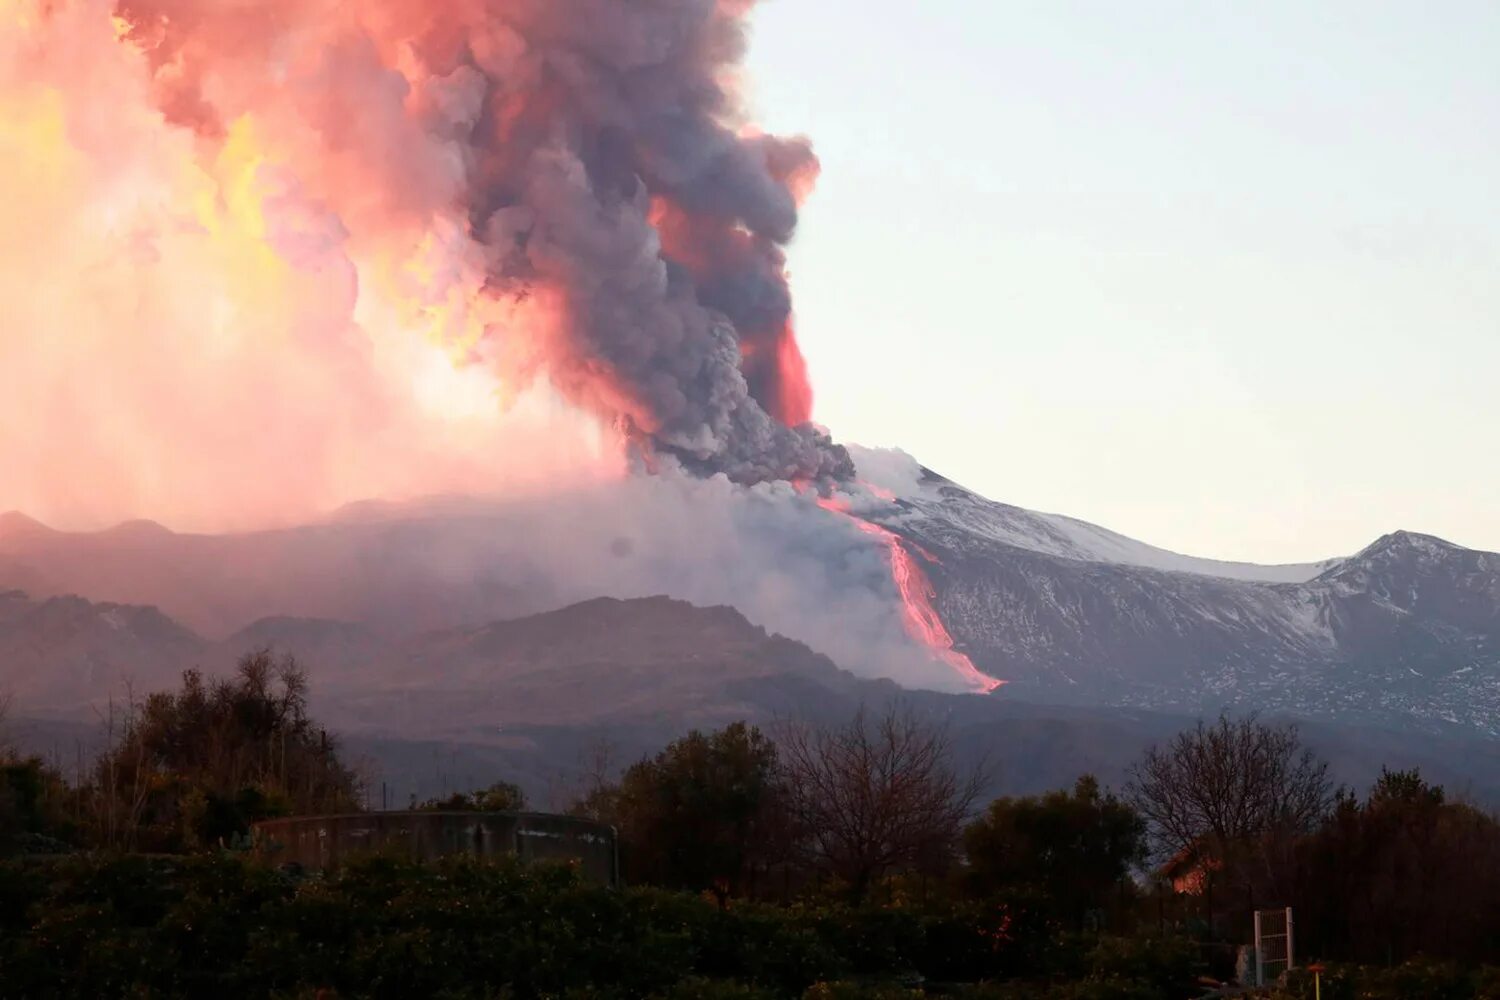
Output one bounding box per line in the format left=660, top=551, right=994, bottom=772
left=955, top=979, right=1167, bottom=1000
left=0, top=853, right=1091, bottom=999
left=1272, top=960, right=1500, bottom=1000
left=1370, top=766, right=1446, bottom=808
left=963, top=775, right=1145, bottom=927
left=596, top=722, right=786, bottom=904
left=419, top=780, right=527, bottom=812
left=947, top=934, right=1202, bottom=1000
left=1077, top=935, right=1201, bottom=992
left=906, top=898, right=1062, bottom=984
left=1290, top=769, right=1500, bottom=965
left=9, top=693, right=1499, bottom=1000
left=651, top=978, right=778, bottom=1000
left=646, top=895, right=837, bottom=993
left=802, top=982, right=922, bottom=1000
left=0, top=754, right=77, bottom=854
left=87, top=652, right=359, bottom=851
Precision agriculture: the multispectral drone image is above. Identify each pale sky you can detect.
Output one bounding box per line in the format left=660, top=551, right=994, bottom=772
left=746, top=0, right=1499, bottom=564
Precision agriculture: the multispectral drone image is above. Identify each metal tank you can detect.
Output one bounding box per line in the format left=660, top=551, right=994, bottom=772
left=252, top=811, right=618, bottom=885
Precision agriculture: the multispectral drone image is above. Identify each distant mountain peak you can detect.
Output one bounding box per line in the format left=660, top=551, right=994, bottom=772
left=100, top=519, right=174, bottom=539
left=1357, top=530, right=1460, bottom=557
left=0, top=511, right=55, bottom=541
left=534, top=594, right=753, bottom=628
left=1317, top=531, right=1474, bottom=584
left=451, top=594, right=772, bottom=654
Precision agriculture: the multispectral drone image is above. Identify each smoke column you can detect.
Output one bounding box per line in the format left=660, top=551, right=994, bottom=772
left=1, top=0, right=853, bottom=527
left=0, top=0, right=1001, bottom=693
left=116, top=0, right=845, bottom=478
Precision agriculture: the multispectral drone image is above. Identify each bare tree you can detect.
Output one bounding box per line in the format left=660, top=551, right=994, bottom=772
left=87, top=652, right=359, bottom=851
left=1127, top=712, right=1334, bottom=863
left=556, top=736, right=619, bottom=817
left=88, top=688, right=153, bottom=851
left=777, top=702, right=987, bottom=902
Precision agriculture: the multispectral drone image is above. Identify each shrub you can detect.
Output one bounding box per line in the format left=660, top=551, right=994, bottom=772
left=651, top=979, right=778, bottom=1000
left=0, top=854, right=1217, bottom=1000
left=802, top=982, right=923, bottom=1000
left=1274, top=960, right=1500, bottom=1000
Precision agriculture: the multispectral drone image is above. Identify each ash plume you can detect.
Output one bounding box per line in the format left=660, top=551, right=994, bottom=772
left=114, top=0, right=852, bottom=484
left=0, top=1, right=993, bottom=695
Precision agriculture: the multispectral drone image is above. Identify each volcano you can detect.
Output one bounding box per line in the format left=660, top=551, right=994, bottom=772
left=3, top=458, right=1497, bottom=738
left=2, top=0, right=1495, bottom=819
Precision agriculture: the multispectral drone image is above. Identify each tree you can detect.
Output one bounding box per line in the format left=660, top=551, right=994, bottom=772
left=420, top=780, right=527, bottom=812
left=0, top=754, right=75, bottom=855
left=1293, top=768, right=1500, bottom=965
left=1126, top=712, right=1333, bottom=863
left=592, top=722, right=785, bottom=905
left=777, top=703, right=986, bottom=902
left=963, top=775, right=1145, bottom=927
left=88, top=651, right=360, bottom=851
left=1369, top=766, right=1445, bottom=809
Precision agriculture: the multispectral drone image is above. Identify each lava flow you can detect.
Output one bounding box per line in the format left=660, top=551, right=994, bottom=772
left=817, top=492, right=1005, bottom=694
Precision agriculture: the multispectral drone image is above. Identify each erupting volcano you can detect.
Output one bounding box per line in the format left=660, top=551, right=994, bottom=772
left=0, top=0, right=993, bottom=693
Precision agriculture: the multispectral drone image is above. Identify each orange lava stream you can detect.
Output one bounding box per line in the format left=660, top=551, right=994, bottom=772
left=817, top=493, right=1004, bottom=694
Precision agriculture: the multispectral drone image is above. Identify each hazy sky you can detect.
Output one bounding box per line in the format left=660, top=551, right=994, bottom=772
left=746, top=0, right=1499, bottom=563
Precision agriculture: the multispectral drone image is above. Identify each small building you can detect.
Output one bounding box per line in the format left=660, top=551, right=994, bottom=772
left=252, top=811, right=618, bottom=885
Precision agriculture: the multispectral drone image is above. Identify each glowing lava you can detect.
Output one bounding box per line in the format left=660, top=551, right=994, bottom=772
left=817, top=492, right=1005, bottom=694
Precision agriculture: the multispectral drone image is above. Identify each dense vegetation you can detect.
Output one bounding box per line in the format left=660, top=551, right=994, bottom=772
left=417, top=780, right=528, bottom=813
left=0, top=852, right=1198, bottom=999
left=1, top=653, right=358, bottom=855
left=4, top=664, right=1500, bottom=997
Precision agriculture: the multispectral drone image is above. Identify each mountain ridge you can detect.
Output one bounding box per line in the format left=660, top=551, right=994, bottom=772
left=3, top=475, right=1497, bottom=736
left=870, top=471, right=1500, bottom=735
left=4, top=591, right=1496, bottom=811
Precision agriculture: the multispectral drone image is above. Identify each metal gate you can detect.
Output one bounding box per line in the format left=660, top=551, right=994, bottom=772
left=1253, top=907, right=1295, bottom=986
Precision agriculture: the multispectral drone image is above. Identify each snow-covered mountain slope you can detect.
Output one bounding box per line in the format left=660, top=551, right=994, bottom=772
left=866, top=470, right=1500, bottom=736
left=879, top=470, right=1337, bottom=583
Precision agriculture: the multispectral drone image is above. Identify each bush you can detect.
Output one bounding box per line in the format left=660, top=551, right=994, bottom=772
left=955, top=979, right=1167, bottom=1000
left=1082, top=935, right=1202, bottom=991
left=0, top=855, right=1233, bottom=999
left=1273, top=960, right=1500, bottom=1000
left=0, top=856, right=857, bottom=997
left=652, top=979, right=778, bottom=1000
left=0, top=756, right=76, bottom=852
left=912, top=898, right=1061, bottom=983
left=802, top=982, right=922, bottom=1000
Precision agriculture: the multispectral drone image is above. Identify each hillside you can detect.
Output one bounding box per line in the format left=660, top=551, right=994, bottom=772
left=4, top=466, right=1499, bottom=738
left=5, top=592, right=1498, bottom=812
left=873, top=471, right=1500, bottom=735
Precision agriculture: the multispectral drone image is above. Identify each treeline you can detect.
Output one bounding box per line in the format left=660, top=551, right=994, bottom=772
left=1130, top=715, right=1500, bottom=967
left=1254, top=767, right=1500, bottom=966
left=569, top=710, right=1144, bottom=926
left=564, top=708, right=1500, bottom=973
left=5, top=657, right=1500, bottom=997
